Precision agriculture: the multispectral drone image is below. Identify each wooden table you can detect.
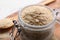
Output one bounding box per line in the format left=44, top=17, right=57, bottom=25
left=6, top=0, right=60, bottom=40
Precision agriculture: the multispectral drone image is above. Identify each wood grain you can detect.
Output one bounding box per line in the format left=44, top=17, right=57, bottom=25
left=39, top=0, right=56, bottom=5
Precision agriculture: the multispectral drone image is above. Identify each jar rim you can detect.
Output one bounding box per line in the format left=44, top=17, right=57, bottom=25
left=18, top=5, right=56, bottom=29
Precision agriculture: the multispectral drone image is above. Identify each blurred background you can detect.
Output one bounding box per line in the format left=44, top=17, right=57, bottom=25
left=0, top=0, right=44, bottom=19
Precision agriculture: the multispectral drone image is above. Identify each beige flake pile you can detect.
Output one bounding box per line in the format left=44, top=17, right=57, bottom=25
left=21, top=5, right=53, bottom=26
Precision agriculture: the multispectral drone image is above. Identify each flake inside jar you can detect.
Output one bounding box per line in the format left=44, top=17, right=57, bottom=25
left=21, top=5, right=53, bottom=26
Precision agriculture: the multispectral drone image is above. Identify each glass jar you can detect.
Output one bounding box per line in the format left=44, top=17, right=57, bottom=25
left=18, top=5, right=57, bottom=40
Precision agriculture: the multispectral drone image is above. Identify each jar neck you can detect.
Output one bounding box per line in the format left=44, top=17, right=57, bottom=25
left=18, top=16, right=55, bottom=31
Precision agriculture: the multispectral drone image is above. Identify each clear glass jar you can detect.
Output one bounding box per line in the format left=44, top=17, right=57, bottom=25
left=18, top=5, right=57, bottom=40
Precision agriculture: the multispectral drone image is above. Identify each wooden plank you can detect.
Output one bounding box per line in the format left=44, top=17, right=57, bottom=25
left=39, top=0, right=55, bottom=5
